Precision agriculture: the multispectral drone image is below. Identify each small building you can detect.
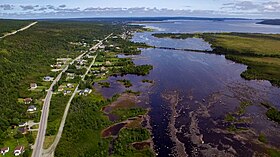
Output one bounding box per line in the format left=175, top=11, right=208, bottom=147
left=84, top=88, right=92, bottom=94
left=18, top=122, right=28, bottom=127
left=99, top=45, right=105, bottom=49
left=43, top=76, right=54, bottom=82
left=66, top=73, right=75, bottom=80
left=58, top=86, right=64, bottom=92
left=105, top=61, right=112, bottom=66
left=27, top=105, right=37, bottom=112
left=18, top=127, right=28, bottom=134
left=66, top=83, right=74, bottom=88
left=78, top=90, right=85, bottom=96
left=30, top=83, right=37, bottom=89
left=63, top=90, right=72, bottom=95
left=79, top=88, right=92, bottom=96
left=100, top=66, right=106, bottom=71
left=14, top=146, right=24, bottom=156
left=1, top=147, right=9, bottom=155
left=24, top=98, right=32, bottom=104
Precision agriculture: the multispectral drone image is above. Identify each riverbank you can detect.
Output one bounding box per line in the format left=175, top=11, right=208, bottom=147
left=54, top=25, right=155, bottom=156
left=153, top=33, right=280, bottom=86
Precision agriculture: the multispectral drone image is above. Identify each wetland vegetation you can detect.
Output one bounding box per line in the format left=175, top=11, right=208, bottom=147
left=55, top=24, right=154, bottom=156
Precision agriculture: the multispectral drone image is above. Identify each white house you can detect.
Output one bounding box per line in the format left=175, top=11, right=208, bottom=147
left=67, top=83, right=74, bottom=88
left=14, top=146, right=24, bottom=156
left=84, top=88, right=92, bottom=94
left=1, top=147, right=9, bottom=155
left=30, top=83, right=37, bottom=89
left=43, top=76, right=54, bottom=82
left=79, top=88, right=92, bottom=96
left=27, top=105, right=37, bottom=112
left=63, top=90, right=72, bottom=95
left=18, top=122, right=28, bottom=127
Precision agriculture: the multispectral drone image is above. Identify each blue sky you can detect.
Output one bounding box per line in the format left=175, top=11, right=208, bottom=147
left=0, top=0, right=280, bottom=19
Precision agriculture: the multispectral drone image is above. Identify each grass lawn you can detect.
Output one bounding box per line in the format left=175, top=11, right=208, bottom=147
left=1, top=128, right=29, bottom=157
left=43, top=135, right=56, bottom=149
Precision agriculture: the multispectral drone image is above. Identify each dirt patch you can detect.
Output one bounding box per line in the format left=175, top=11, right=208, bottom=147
left=125, top=117, right=144, bottom=128
left=102, top=123, right=127, bottom=138
left=132, top=141, right=151, bottom=150
left=102, top=93, right=140, bottom=113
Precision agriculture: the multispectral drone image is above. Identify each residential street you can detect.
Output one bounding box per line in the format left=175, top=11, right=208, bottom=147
left=32, top=34, right=112, bottom=157
left=32, top=52, right=86, bottom=157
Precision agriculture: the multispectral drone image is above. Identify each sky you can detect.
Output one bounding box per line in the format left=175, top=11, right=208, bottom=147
left=0, top=0, right=280, bottom=19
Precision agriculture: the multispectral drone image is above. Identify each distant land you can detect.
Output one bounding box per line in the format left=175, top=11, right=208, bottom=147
left=257, top=19, right=280, bottom=25
left=35, top=17, right=248, bottom=22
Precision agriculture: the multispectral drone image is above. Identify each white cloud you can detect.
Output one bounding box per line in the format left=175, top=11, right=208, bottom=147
left=0, top=4, right=14, bottom=10
left=1, top=2, right=280, bottom=19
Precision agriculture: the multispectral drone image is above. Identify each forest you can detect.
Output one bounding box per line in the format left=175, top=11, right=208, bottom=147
left=0, top=19, right=34, bottom=36
left=0, top=20, right=128, bottom=147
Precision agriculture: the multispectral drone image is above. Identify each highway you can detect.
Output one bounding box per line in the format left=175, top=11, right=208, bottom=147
left=32, top=34, right=112, bottom=157
left=0, top=22, right=37, bottom=39
left=32, top=52, right=86, bottom=157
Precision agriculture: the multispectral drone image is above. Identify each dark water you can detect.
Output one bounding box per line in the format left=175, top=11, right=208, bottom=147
left=96, top=20, right=280, bottom=156
left=129, top=20, right=280, bottom=156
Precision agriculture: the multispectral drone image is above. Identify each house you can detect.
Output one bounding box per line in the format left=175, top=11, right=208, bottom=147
left=100, top=66, right=106, bottom=71
left=79, top=88, right=92, bottom=96
left=66, top=83, right=74, bottom=88
left=78, top=90, right=85, bottom=96
left=14, top=146, right=24, bottom=156
left=27, top=105, right=37, bottom=112
left=84, top=88, right=92, bottom=94
left=63, top=90, right=72, bottom=95
left=18, top=122, right=28, bottom=127
left=24, top=98, right=32, bottom=104
left=43, top=76, right=54, bottom=82
left=58, top=86, right=64, bottom=92
left=18, top=127, right=28, bottom=134
left=99, top=45, right=105, bottom=49
left=105, top=61, right=112, bottom=66
left=66, top=73, right=75, bottom=80
left=30, top=83, right=37, bottom=89
left=1, top=147, right=9, bottom=155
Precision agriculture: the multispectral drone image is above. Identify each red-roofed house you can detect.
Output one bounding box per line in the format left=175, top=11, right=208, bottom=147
left=1, top=147, right=9, bottom=155
left=14, top=146, right=24, bottom=156
left=24, top=98, right=32, bottom=104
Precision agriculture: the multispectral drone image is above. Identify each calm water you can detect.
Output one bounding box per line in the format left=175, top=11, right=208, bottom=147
left=97, top=20, right=280, bottom=156
left=130, top=20, right=280, bottom=157
left=136, top=20, right=280, bottom=34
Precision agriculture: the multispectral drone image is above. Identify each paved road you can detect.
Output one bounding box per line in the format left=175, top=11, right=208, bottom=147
left=0, top=22, right=37, bottom=39
left=32, top=52, right=86, bottom=157
left=33, top=34, right=112, bottom=157
left=42, top=34, right=112, bottom=157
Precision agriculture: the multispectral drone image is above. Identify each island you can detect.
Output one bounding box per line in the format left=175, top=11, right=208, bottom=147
left=257, top=19, right=280, bottom=25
